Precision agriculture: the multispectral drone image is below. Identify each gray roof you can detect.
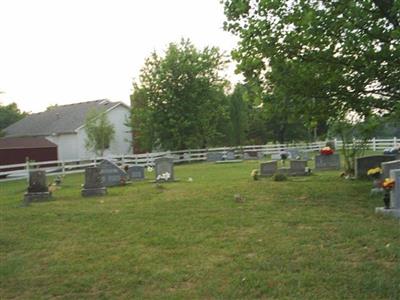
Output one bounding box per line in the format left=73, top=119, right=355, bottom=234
left=4, top=99, right=127, bottom=137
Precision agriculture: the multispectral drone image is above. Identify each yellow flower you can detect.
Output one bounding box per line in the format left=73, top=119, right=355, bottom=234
left=367, top=167, right=382, bottom=176
left=251, top=169, right=259, bottom=177
left=382, top=178, right=395, bottom=189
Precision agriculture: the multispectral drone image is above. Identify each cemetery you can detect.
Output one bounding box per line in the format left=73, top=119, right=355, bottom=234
left=1, top=149, right=400, bottom=299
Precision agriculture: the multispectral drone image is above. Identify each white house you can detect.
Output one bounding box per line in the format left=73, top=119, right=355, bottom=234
left=3, top=99, right=132, bottom=161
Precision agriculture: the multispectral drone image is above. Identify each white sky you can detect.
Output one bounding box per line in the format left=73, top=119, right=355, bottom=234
left=0, top=0, right=241, bottom=113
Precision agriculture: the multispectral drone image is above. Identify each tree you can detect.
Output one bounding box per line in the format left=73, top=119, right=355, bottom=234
left=131, top=39, right=229, bottom=151
left=228, top=84, right=249, bottom=145
left=223, top=0, right=400, bottom=118
left=84, top=110, right=115, bottom=157
left=0, top=102, right=27, bottom=136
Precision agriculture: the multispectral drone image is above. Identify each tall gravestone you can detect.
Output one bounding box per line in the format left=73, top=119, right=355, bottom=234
left=24, top=170, right=52, bottom=203
left=81, top=166, right=107, bottom=197
left=315, top=154, right=340, bottom=170
left=207, top=152, right=224, bottom=162
left=99, top=159, right=128, bottom=187
left=127, top=165, right=145, bottom=181
left=155, top=157, right=174, bottom=182
left=260, top=161, right=277, bottom=176
left=375, top=168, right=400, bottom=219
left=381, top=160, right=400, bottom=179
left=355, top=155, right=396, bottom=179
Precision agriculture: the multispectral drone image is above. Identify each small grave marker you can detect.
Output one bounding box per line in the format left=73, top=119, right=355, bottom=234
left=23, top=170, right=52, bottom=203
left=81, top=166, right=107, bottom=197
left=127, top=165, right=145, bottom=181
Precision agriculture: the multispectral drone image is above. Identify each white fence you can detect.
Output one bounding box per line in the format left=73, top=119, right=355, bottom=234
left=0, top=137, right=398, bottom=183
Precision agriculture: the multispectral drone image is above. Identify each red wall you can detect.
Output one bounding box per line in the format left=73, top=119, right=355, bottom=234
left=0, top=147, right=58, bottom=165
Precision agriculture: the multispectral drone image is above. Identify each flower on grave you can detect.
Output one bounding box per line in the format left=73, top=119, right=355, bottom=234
left=320, top=146, right=334, bottom=155
left=251, top=169, right=259, bottom=180
left=157, top=172, right=171, bottom=181
left=147, top=166, right=154, bottom=172
left=382, top=178, right=395, bottom=191
left=120, top=177, right=126, bottom=185
left=367, top=167, right=382, bottom=179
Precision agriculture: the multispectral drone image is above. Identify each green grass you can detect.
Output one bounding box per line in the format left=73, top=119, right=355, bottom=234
left=1, top=161, right=399, bottom=299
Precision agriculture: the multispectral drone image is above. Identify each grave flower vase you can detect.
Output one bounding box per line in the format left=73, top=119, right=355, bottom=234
left=383, top=191, right=390, bottom=209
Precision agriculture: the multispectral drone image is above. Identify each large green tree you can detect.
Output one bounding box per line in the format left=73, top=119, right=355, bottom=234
left=223, top=0, right=400, bottom=118
left=131, top=39, right=229, bottom=151
left=0, top=102, right=27, bottom=136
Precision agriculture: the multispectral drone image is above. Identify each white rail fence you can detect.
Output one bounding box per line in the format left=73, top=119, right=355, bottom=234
left=0, top=138, right=398, bottom=183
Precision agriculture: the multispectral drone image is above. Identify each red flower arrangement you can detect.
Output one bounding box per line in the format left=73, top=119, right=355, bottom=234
left=320, top=146, right=334, bottom=155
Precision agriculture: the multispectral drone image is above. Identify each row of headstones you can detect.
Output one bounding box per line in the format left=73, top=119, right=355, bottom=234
left=260, top=153, right=341, bottom=176
left=24, top=157, right=175, bottom=202
left=206, top=149, right=317, bottom=162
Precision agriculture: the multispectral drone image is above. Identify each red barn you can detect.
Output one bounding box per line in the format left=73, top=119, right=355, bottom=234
left=0, top=137, right=58, bottom=165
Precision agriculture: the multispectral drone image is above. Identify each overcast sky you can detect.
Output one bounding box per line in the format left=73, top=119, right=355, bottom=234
left=0, top=0, right=240, bottom=113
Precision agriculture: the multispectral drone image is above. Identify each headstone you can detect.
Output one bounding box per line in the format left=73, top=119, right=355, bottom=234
left=127, top=165, right=145, bottom=181
left=315, top=154, right=340, bottom=170
left=288, top=149, right=301, bottom=160
left=355, top=155, right=396, bottom=179
left=289, top=160, right=308, bottom=176
left=257, top=152, right=266, bottom=160
left=375, top=168, right=400, bottom=218
left=207, top=152, right=224, bottom=162
left=381, top=160, right=400, bottom=179
left=183, top=153, right=191, bottom=161
left=24, top=170, right=52, bottom=203
left=271, top=153, right=281, bottom=160
left=81, top=167, right=107, bottom=197
left=260, top=161, right=277, bottom=176
left=155, top=157, right=174, bottom=181
left=99, top=159, right=129, bottom=187
left=390, top=169, right=400, bottom=209
left=244, top=151, right=259, bottom=160
left=225, top=151, right=235, bottom=160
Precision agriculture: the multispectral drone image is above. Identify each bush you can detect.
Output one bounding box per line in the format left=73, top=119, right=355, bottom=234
left=325, top=140, right=336, bottom=150
left=273, top=173, right=287, bottom=181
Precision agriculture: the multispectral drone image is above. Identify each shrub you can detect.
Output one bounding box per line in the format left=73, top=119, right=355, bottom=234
left=273, top=173, right=287, bottom=181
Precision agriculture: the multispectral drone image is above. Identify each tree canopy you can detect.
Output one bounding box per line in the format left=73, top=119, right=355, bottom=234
left=223, top=0, right=400, bottom=118
left=0, top=102, right=27, bottom=136
left=84, top=110, right=115, bottom=157
left=131, top=39, right=229, bottom=151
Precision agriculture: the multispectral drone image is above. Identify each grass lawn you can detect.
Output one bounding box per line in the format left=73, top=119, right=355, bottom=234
left=0, top=161, right=399, bottom=299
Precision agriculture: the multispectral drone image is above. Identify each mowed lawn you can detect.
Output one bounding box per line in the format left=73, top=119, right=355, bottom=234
left=0, top=161, right=399, bottom=299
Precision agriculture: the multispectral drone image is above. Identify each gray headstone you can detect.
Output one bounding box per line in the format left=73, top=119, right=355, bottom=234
left=288, top=149, right=301, bottom=160
left=290, top=160, right=307, bottom=174
left=99, top=159, right=128, bottom=187
left=244, top=151, right=259, bottom=160
left=24, top=170, right=52, bottom=203
left=381, top=160, right=400, bottom=179
left=155, top=157, right=174, bottom=181
left=315, top=154, right=340, bottom=170
left=260, top=161, right=277, bottom=176
left=271, top=153, right=281, bottom=160
left=81, top=167, right=107, bottom=197
left=127, top=165, right=145, bottom=181
left=355, top=155, right=396, bottom=179
left=225, top=151, right=235, bottom=160
left=27, top=170, right=48, bottom=193
left=207, top=152, right=224, bottom=162
left=390, top=169, right=400, bottom=209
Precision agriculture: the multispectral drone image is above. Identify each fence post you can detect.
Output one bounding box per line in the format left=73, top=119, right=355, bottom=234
left=62, top=161, right=65, bottom=176
left=372, top=137, right=376, bottom=152
left=25, top=157, right=30, bottom=183
left=394, top=137, right=397, bottom=147
left=334, top=138, right=338, bottom=149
